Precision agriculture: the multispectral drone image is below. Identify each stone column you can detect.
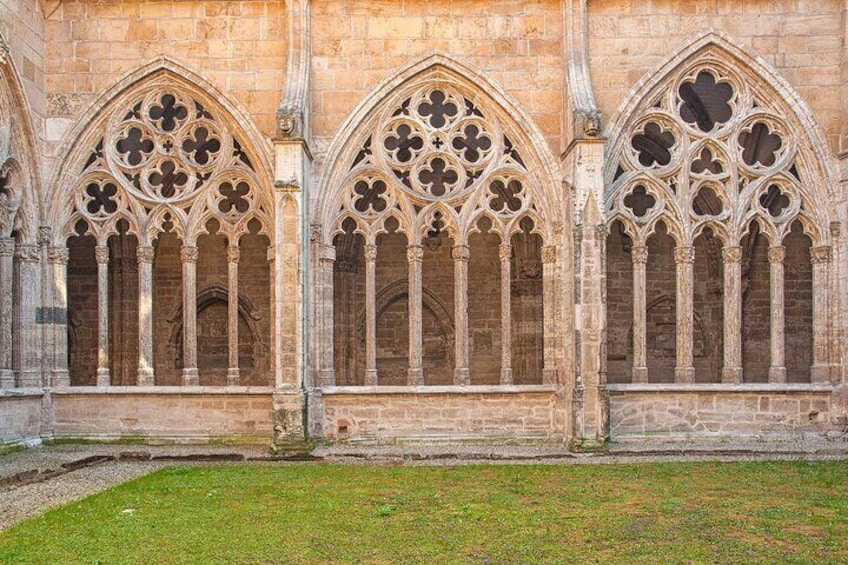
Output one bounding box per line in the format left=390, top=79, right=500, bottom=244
left=227, top=245, right=240, bottom=386
left=95, top=245, right=111, bottom=387
left=363, top=244, right=378, bottom=386
left=452, top=244, right=470, bottom=385
left=768, top=245, right=786, bottom=383
left=136, top=245, right=155, bottom=386
left=180, top=245, right=199, bottom=386
left=674, top=245, right=695, bottom=383
left=407, top=245, right=424, bottom=386
left=630, top=245, right=648, bottom=383
left=541, top=244, right=558, bottom=385
left=810, top=245, right=831, bottom=383
left=38, top=227, right=54, bottom=380
left=0, top=237, right=14, bottom=387
left=48, top=247, right=70, bottom=387
left=721, top=245, right=743, bottom=384
left=317, top=245, right=335, bottom=387
left=499, top=244, right=513, bottom=385
left=15, top=243, right=41, bottom=388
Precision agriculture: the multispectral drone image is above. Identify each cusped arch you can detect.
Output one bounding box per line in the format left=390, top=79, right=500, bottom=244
left=49, top=57, right=275, bottom=246
left=316, top=52, right=563, bottom=246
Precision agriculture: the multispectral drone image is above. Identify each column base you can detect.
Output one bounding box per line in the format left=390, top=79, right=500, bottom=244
left=768, top=366, right=787, bottom=384
left=631, top=366, right=648, bottom=383
left=137, top=367, right=155, bottom=387
left=407, top=367, right=424, bottom=386
left=272, top=389, right=306, bottom=445
left=16, top=370, right=41, bottom=388
left=0, top=368, right=14, bottom=388
left=811, top=364, right=832, bottom=384
left=51, top=370, right=70, bottom=388
left=364, top=369, right=378, bottom=386
left=96, top=368, right=111, bottom=387
left=499, top=367, right=513, bottom=385
left=674, top=366, right=695, bottom=384
left=226, top=368, right=240, bottom=387
left=721, top=366, right=742, bottom=384
left=181, top=368, right=200, bottom=386
left=454, top=367, right=470, bottom=386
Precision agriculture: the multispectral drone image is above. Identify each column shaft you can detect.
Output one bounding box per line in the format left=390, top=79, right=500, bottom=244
left=631, top=245, right=648, bottom=383
left=15, top=244, right=41, bottom=388
left=364, top=244, right=377, bottom=386
left=452, top=244, right=470, bottom=385
left=227, top=245, right=240, bottom=386
left=48, top=247, right=70, bottom=387
left=721, top=246, right=742, bottom=383
left=810, top=245, right=831, bottom=383
left=674, top=246, right=695, bottom=383
left=407, top=245, right=424, bottom=385
left=768, top=246, right=786, bottom=383
left=137, top=246, right=155, bottom=386
left=181, top=245, right=199, bottom=386
left=318, top=246, right=336, bottom=386
left=95, top=245, right=110, bottom=387
left=541, top=245, right=558, bottom=385
left=0, top=238, right=13, bottom=387
left=499, top=244, right=513, bottom=385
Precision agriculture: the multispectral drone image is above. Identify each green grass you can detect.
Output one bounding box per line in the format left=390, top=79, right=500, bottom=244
left=1, top=461, right=847, bottom=564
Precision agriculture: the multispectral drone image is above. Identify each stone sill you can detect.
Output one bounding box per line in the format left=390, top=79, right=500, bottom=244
left=607, top=383, right=834, bottom=394
left=0, top=388, right=44, bottom=398
left=322, top=385, right=561, bottom=395
left=51, top=386, right=276, bottom=395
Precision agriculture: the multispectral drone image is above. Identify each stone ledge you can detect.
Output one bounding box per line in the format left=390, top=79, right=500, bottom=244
left=607, top=383, right=834, bottom=394
left=51, top=386, right=276, bottom=395
left=321, top=385, right=561, bottom=395
left=0, top=389, right=44, bottom=398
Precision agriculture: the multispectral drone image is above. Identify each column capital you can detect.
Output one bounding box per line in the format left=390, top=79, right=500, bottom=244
left=673, top=246, right=695, bottom=265
left=810, top=245, right=832, bottom=264
left=407, top=244, right=424, bottom=263
left=498, top=244, right=512, bottom=262
left=0, top=237, right=14, bottom=257
left=136, top=245, right=155, bottom=264
left=767, top=245, right=786, bottom=264
left=721, top=245, right=742, bottom=264
left=180, top=245, right=198, bottom=263
left=631, top=245, right=648, bottom=264
left=541, top=245, right=557, bottom=264
left=37, top=226, right=51, bottom=247
left=318, top=245, right=336, bottom=263
left=227, top=245, right=241, bottom=263
left=363, top=243, right=377, bottom=262
left=451, top=244, right=470, bottom=261
left=95, top=245, right=110, bottom=265
left=48, top=246, right=70, bottom=264
left=15, top=244, right=40, bottom=263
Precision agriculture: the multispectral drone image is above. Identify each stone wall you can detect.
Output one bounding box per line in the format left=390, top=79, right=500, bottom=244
left=322, top=386, right=565, bottom=443
left=0, top=0, right=46, bottom=143
left=52, top=388, right=274, bottom=442
left=0, top=391, right=43, bottom=444
left=609, top=385, right=839, bottom=439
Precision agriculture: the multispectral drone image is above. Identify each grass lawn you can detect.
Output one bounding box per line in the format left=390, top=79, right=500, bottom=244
left=1, top=460, right=847, bottom=564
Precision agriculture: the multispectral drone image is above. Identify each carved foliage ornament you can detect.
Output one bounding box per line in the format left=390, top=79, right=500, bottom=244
left=609, top=62, right=807, bottom=245
left=75, top=88, right=269, bottom=242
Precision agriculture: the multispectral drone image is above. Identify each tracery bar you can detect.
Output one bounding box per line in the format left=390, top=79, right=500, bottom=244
left=407, top=245, right=424, bottom=386
left=95, top=245, right=111, bottom=387
left=541, top=244, right=558, bottom=385
left=631, top=245, right=648, bottom=383
left=721, top=245, right=742, bottom=384
left=136, top=245, right=155, bottom=386
left=767, top=245, right=786, bottom=383
left=49, top=246, right=70, bottom=387
left=674, top=245, right=695, bottom=383
left=810, top=245, right=831, bottom=383
left=452, top=244, right=470, bottom=385
left=364, top=244, right=378, bottom=386
left=227, top=244, right=240, bottom=386
left=498, top=244, right=513, bottom=385
left=0, top=237, right=14, bottom=388
left=181, top=245, right=199, bottom=386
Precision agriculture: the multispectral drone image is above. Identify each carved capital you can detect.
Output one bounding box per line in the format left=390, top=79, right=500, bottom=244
left=810, top=245, right=832, bottom=264
left=673, top=246, right=695, bottom=265
left=94, top=245, right=110, bottom=265
left=721, top=245, right=742, bottom=264
left=451, top=245, right=470, bottom=261
left=767, top=245, right=785, bottom=264
left=336, top=259, right=356, bottom=273
left=227, top=245, right=240, bottom=263
left=136, top=246, right=155, bottom=264
left=363, top=244, right=377, bottom=262
left=180, top=245, right=198, bottom=263
left=407, top=245, right=424, bottom=263
left=318, top=245, right=336, bottom=263
left=37, top=226, right=51, bottom=247
left=48, top=247, right=70, bottom=264
left=498, top=244, right=512, bottom=262
left=0, top=237, right=14, bottom=257
left=15, top=244, right=39, bottom=263
left=310, top=224, right=322, bottom=244
left=830, top=221, right=841, bottom=238
left=631, top=245, right=648, bottom=264
left=274, top=177, right=300, bottom=192
left=541, top=245, right=557, bottom=264
left=595, top=224, right=610, bottom=238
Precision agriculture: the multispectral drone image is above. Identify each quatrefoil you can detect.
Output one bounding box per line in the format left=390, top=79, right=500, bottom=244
left=418, top=158, right=458, bottom=198
left=631, top=122, right=674, bottom=167
left=417, top=90, right=458, bottom=129
left=489, top=179, right=522, bottom=213
left=623, top=185, right=656, bottom=218
left=452, top=124, right=492, bottom=164
left=353, top=180, right=388, bottom=214
left=85, top=182, right=118, bottom=215
left=148, top=160, right=188, bottom=198
left=759, top=185, right=791, bottom=218
left=149, top=94, right=188, bottom=132
left=384, top=124, right=424, bottom=163
left=218, top=181, right=250, bottom=214
left=116, top=127, right=153, bottom=166
left=182, top=126, right=221, bottom=166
